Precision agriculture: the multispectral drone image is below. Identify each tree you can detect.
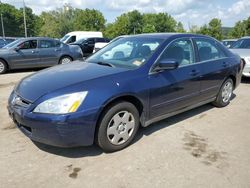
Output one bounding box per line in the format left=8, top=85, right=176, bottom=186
left=208, top=18, right=222, bottom=40
left=229, top=21, right=246, bottom=38
left=176, top=22, right=185, bottom=33
left=0, top=2, right=40, bottom=37
left=153, top=13, right=176, bottom=32
left=73, top=9, right=105, bottom=31
left=198, top=24, right=209, bottom=35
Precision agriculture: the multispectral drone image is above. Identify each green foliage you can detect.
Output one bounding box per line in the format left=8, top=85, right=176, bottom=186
left=208, top=18, right=222, bottom=40
left=73, top=9, right=105, bottom=31
left=176, top=22, right=185, bottom=33
left=192, top=18, right=222, bottom=40
left=4, top=2, right=250, bottom=41
left=104, top=11, right=181, bottom=39
left=0, top=3, right=39, bottom=37
left=39, top=8, right=105, bottom=38
left=229, top=17, right=250, bottom=39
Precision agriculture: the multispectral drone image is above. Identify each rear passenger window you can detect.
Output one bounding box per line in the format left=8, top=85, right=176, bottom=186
left=39, top=40, right=55, bottom=48
left=194, top=38, right=226, bottom=62
left=160, top=39, right=195, bottom=66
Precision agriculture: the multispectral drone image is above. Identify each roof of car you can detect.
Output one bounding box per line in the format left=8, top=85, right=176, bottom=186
left=126, top=33, right=212, bottom=39
left=241, top=36, right=250, bottom=39
left=19, top=37, right=58, bottom=41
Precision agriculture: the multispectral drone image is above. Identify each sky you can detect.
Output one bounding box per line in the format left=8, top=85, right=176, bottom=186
left=2, top=0, right=250, bottom=29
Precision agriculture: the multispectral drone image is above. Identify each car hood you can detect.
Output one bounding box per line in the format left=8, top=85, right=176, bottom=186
left=16, top=61, right=128, bottom=102
left=230, top=48, right=250, bottom=58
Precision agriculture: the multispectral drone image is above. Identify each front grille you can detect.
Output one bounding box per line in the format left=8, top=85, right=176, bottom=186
left=11, top=93, right=31, bottom=108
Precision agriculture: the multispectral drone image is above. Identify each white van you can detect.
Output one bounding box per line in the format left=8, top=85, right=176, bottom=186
left=60, top=31, right=103, bottom=44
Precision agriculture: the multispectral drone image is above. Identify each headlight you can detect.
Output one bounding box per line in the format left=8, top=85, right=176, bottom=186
left=33, top=91, right=88, bottom=114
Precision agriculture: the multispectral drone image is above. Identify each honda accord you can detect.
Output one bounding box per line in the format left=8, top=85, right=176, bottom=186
left=8, top=33, right=243, bottom=152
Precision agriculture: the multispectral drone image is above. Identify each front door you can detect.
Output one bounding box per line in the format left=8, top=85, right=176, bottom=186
left=149, top=38, right=201, bottom=119
left=9, top=40, right=39, bottom=69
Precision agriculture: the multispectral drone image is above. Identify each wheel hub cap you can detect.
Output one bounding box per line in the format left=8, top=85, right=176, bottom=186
left=107, top=111, right=135, bottom=146
left=222, top=82, right=233, bottom=103
left=0, top=62, right=4, bottom=73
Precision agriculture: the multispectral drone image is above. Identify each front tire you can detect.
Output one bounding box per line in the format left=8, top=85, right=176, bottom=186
left=96, top=101, right=140, bottom=152
left=212, top=78, right=233, bottom=107
left=0, top=60, right=7, bottom=74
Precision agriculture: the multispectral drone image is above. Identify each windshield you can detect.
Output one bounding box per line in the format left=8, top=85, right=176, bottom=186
left=60, top=35, right=70, bottom=43
left=231, top=38, right=250, bottom=49
left=86, top=37, right=164, bottom=69
left=2, top=39, right=21, bottom=49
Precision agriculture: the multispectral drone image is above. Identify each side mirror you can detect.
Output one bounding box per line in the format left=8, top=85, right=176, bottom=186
left=14, top=47, right=20, bottom=51
left=154, top=59, right=179, bottom=72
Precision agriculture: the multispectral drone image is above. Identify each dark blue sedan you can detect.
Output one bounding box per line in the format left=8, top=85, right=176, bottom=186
left=7, top=33, right=243, bottom=152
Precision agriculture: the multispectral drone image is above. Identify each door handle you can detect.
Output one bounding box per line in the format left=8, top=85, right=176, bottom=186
left=55, top=49, right=61, bottom=52
left=31, top=50, right=38, bottom=53
left=189, top=70, right=200, bottom=76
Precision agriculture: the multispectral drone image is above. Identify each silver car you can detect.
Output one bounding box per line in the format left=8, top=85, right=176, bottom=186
left=0, top=37, right=83, bottom=74
left=230, top=37, right=250, bottom=77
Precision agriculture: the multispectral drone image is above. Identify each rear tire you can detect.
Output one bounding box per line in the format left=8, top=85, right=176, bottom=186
left=59, top=56, right=72, bottom=64
left=96, top=101, right=140, bottom=152
left=0, top=60, right=7, bottom=74
left=212, top=78, right=233, bottom=107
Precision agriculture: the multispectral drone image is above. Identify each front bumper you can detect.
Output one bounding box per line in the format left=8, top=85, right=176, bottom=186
left=7, top=101, right=99, bottom=148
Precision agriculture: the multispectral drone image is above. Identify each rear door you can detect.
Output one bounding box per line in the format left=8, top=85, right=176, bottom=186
left=149, top=38, right=201, bottom=119
left=38, top=39, right=60, bottom=66
left=193, top=38, right=230, bottom=101
left=9, top=40, right=39, bottom=68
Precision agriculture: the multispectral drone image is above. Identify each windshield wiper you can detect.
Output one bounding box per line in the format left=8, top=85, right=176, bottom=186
left=96, top=62, right=115, bottom=68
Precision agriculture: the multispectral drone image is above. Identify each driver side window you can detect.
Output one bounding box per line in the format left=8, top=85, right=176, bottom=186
left=19, top=40, right=37, bottom=50
left=159, top=38, right=195, bottom=67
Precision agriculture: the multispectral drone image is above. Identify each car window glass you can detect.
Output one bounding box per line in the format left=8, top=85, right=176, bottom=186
left=96, top=38, right=105, bottom=42
left=19, top=40, right=37, bottom=50
left=88, top=39, right=95, bottom=44
left=68, top=36, right=76, bottom=43
left=231, top=39, right=250, bottom=49
left=102, top=42, right=133, bottom=59
left=55, top=40, right=62, bottom=47
left=195, top=38, right=226, bottom=61
left=159, top=39, right=195, bottom=66
left=39, top=40, right=55, bottom=48
left=87, top=37, right=163, bottom=69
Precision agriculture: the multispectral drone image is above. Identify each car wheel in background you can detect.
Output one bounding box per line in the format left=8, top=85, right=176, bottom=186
left=96, top=101, right=140, bottom=152
left=212, top=78, right=233, bottom=107
left=0, top=60, right=7, bottom=74
left=59, top=56, right=72, bottom=64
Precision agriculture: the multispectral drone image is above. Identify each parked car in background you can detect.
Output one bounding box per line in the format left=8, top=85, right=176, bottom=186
left=0, top=37, right=16, bottom=48
left=222, top=39, right=237, bottom=48
left=230, top=36, right=250, bottom=77
left=7, top=33, right=243, bottom=152
left=0, top=37, right=83, bottom=74
left=60, top=31, right=103, bottom=44
left=93, top=42, right=109, bottom=53
left=93, top=35, right=128, bottom=53
left=69, top=37, right=110, bottom=57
